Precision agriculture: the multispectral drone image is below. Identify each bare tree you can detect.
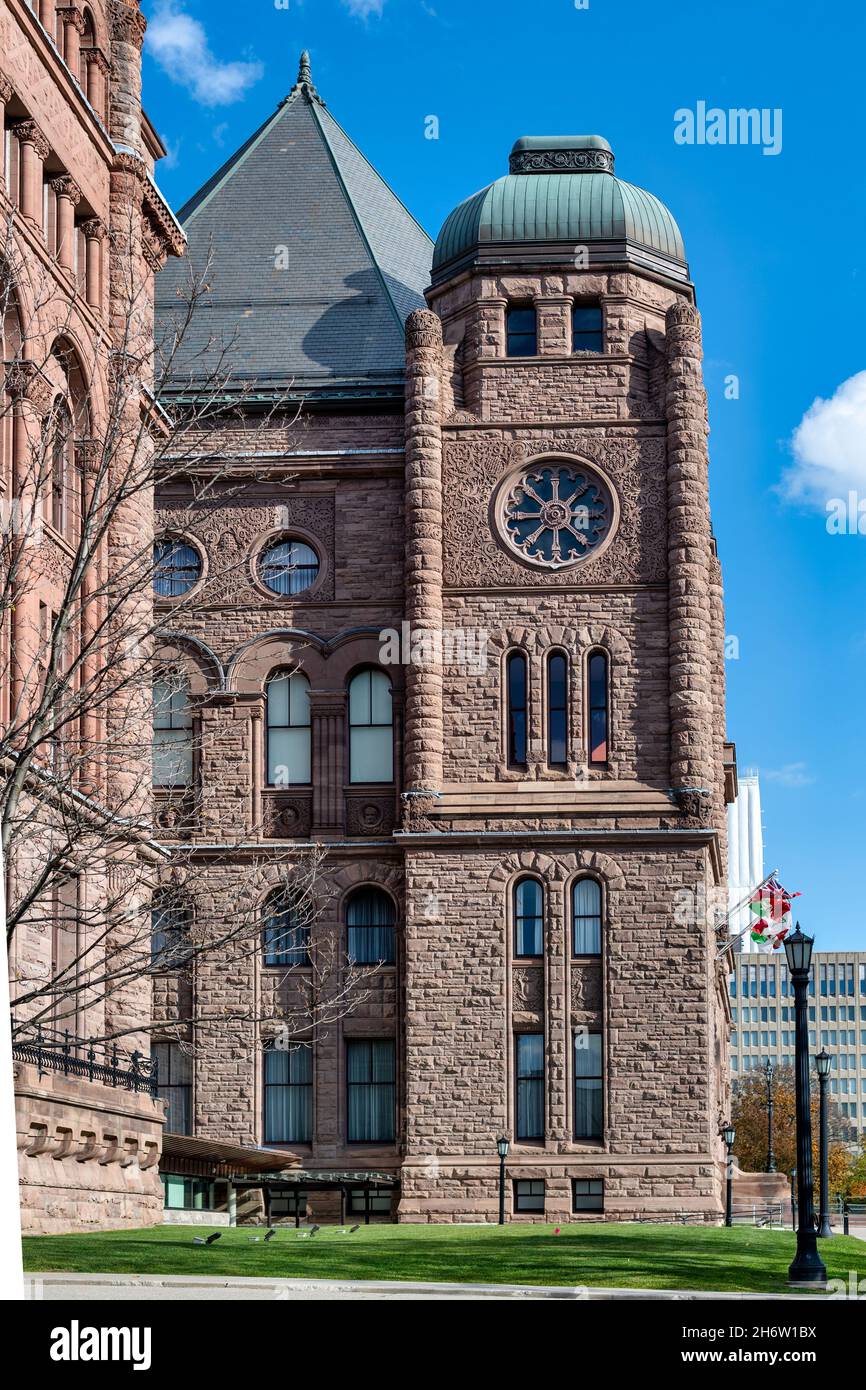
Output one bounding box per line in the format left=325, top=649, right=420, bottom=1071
left=1, top=206, right=381, bottom=1064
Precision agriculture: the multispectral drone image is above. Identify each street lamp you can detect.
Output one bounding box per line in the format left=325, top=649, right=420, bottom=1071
left=722, top=1122, right=736, bottom=1228
left=763, top=1057, right=777, bottom=1173
left=783, top=925, right=827, bottom=1284
left=815, top=1050, right=834, bottom=1240
left=496, top=1136, right=509, bottom=1225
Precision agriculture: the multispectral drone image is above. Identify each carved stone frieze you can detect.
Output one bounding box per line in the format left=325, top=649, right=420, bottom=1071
left=513, top=965, right=544, bottom=1016
left=264, top=793, right=313, bottom=839
left=346, top=794, right=395, bottom=837
left=442, top=433, right=667, bottom=587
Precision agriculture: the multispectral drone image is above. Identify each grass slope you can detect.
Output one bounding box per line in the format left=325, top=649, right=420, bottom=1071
left=22, top=1222, right=866, bottom=1293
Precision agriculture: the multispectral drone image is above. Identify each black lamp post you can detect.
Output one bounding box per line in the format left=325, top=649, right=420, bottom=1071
left=816, top=1049, right=834, bottom=1239
left=789, top=1169, right=797, bottom=1231
left=763, top=1057, right=777, bottom=1173
left=496, top=1136, right=509, bottom=1225
left=783, top=925, right=826, bottom=1284
left=722, top=1122, right=736, bottom=1228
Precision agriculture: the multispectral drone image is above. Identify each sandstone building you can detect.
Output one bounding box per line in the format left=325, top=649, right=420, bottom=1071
left=2, top=0, right=182, bottom=1232
left=150, top=54, right=736, bottom=1226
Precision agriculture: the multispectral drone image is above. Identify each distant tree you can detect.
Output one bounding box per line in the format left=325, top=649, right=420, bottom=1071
left=731, top=1066, right=854, bottom=1200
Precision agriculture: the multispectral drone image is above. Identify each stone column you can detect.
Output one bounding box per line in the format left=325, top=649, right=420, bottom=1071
left=58, top=6, right=86, bottom=77
left=461, top=295, right=505, bottom=416
left=311, top=691, right=346, bottom=834
left=81, top=217, right=107, bottom=308
left=7, top=362, right=53, bottom=725
left=83, top=49, right=110, bottom=120
left=665, top=299, right=715, bottom=811
left=0, top=74, right=12, bottom=191
left=37, top=1, right=54, bottom=30
left=51, top=175, right=82, bottom=274
left=402, top=309, right=444, bottom=827
left=534, top=292, right=571, bottom=356
left=13, top=121, right=50, bottom=227
left=109, top=0, right=147, bottom=152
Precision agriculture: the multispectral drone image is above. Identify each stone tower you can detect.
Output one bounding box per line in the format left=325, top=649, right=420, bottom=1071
left=396, top=134, right=733, bottom=1220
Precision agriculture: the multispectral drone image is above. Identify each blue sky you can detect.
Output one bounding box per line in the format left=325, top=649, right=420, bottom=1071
left=141, top=0, right=866, bottom=950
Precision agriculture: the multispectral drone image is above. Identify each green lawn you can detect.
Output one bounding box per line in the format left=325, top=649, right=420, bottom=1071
left=21, top=1222, right=866, bottom=1293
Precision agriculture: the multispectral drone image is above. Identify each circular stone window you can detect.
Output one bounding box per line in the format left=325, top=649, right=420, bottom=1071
left=258, top=537, right=320, bottom=596
left=497, top=461, right=615, bottom=569
left=153, top=538, right=203, bottom=597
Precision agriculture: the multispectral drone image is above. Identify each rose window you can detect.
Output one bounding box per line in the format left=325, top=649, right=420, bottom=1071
left=501, top=464, right=614, bottom=568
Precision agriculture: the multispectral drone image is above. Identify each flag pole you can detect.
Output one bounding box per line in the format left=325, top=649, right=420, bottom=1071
left=715, top=867, right=780, bottom=959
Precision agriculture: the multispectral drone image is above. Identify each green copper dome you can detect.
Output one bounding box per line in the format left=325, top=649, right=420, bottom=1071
left=432, top=136, right=687, bottom=282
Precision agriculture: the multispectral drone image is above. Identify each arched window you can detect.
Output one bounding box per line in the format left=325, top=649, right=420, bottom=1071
left=506, top=651, right=528, bottom=768
left=587, top=650, right=609, bottom=765
left=153, top=540, right=202, bottom=597
left=151, top=897, right=193, bottom=969
left=152, top=674, right=193, bottom=787
left=262, top=890, right=310, bottom=968
left=266, top=671, right=311, bottom=786
left=348, top=669, right=393, bottom=783
left=347, top=887, right=395, bottom=965
left=514, top=877, right=543, bottom=958
left=572, top=878, right=602, bottom=955
left=547, top=652, right=568, bottom=767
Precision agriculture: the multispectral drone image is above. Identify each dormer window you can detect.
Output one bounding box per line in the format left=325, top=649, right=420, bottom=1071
left=573, top=302, right=603, bottom=353
left=506, top=306, right=537, bottom=357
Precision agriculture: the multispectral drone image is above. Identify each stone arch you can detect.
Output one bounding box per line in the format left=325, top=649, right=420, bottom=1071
left=227, top=628, right=328, bottom=694
left=155, top=631, right=225, bottom=696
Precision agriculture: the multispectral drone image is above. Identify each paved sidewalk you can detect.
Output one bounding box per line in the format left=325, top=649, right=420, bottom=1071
left=26, top=1273, right=831, bottom=1302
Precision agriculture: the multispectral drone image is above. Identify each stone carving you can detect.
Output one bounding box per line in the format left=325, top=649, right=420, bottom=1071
left=158, top=498, right=336, bottom=603
left=513, top=966, right=544, bottom=1015
left=405, top=308, right=443, bottom=351
left=571, top=965, right=602, bottom=1013
left=673, top=787, right=714, bottom=827
left=443, top=434, right=666, bottom=587
left=509, top=147, right=615, bottom=175
left=399, top=790, right=439, bottom=832
left=50, top=175, right=82, bottom=205
left=265, top=793, right=313, bottom=839
left=12, top=120, right=50, bottom=161
left=346, top=795, right=395, bottom=837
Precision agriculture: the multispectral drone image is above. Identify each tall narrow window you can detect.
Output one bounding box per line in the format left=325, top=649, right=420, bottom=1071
left=572, top=878, right=602, bottom=955
left=151, top=898, right=193, bottom=969
left=574, top=1031, right=603, bottom=1139
left=587, top=650, right=608, bottom=765
left=348, top=669, right=393, bottom=783
left=516, top=1033, right=544, bottom=1140
left=506, top=306, right=537, bottom=357
left=48, top=402, right=72, bottom=534
left=506, top=651, right=528, bottom=768
left=152, top=675, right=193, bottom=787
left=572, top=302, right=603, bottom=353
left=347, top=887, right=395, bottom=965
left=266, top=671, right=311, bottom=786
left=514, top=878, right=543, bottom=958
left=547, top=652, right=568, bottom=767
left=263, top=1042, right=312, bottom=1143
left=262, top=891, right=310, bottom=968
left=347, top=1039, right=396, bottom=1142
left=154, top=1042, right=192, bottom=1135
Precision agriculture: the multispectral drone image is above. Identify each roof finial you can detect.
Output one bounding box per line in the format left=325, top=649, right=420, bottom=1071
left=285, top=49, right=324, bottom=106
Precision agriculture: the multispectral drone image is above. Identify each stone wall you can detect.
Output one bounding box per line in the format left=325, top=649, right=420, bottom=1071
left=15, top=1062, right=165, bottom=1234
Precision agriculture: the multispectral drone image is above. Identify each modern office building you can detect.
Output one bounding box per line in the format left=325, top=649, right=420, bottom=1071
left=730, top=952, right=866, bottom=1139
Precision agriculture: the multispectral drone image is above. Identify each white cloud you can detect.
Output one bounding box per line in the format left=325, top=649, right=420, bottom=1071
left=783, top=370, right=866, bottom=505
left=146, top=2, right=263, bottom=107
left=763, top=762, right=815, bottom=789
left=342, top=0, right=386, bottom=16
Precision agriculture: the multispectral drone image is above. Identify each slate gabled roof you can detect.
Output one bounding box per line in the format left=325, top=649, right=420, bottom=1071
left=156, top=54, right=433, bottom=402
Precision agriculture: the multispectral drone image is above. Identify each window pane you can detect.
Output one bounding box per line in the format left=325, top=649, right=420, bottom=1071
left=347, top=1040, right=395, bottom=1142
left=263, top=896, right=310, bottom=967
left=507, top=308, right=537, bottom=358
left=347, top=888, right=396, bottom=964
left=153, top=729, right=193, bottom=786
left=350, top=726, right=393, bottom=783
left=516, top=1034, right=544, bottom=1139
left=264, top=1042, right=312, bottom=1143
left=268, top=727, right=311, bottom=785
left=574, top=1032, right=603, bottom=1139
left=573, top=304, right=603, bottom=353
left=153, top=541, right=201, bottom=597
left=548, top=653, right=568, bottom=766
left=259, top=539, right=319, bottom=595
left=507, top=652, right=528, bottom=766
left=573, top=878, right=602, bottom=954
left=267, top=674, right=290, bottom=727
left=514, top=878, right=543, bottom=956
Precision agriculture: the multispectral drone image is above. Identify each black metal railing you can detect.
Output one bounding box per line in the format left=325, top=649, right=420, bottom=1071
left=11, top=1026, right=159, bottom=1099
